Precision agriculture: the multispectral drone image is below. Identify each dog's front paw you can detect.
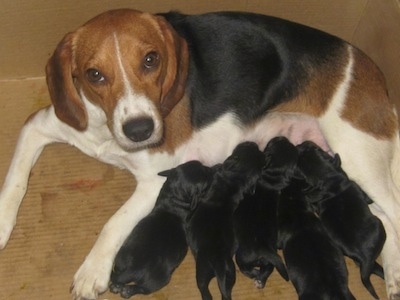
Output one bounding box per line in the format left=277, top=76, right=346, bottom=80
left=0, top=217, right=15, bottom=249
left=386, top=269, right=400, bottom=300
left=387, top=283, right=400, bottom=300
left=380, top=236, right=400, bottom=300
left=70, top=258, right=112, bottom=300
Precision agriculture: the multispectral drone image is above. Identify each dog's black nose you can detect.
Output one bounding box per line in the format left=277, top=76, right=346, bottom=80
left=123, top=117, right=154, bottom=142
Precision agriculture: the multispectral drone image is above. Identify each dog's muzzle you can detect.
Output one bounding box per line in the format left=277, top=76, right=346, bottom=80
left=123, top=117, right=154, bottom=142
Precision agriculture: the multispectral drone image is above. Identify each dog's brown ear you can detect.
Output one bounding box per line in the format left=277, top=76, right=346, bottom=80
left=46, top=32, right=87, bottom=131
left=156, top=16, right=189, bottom=117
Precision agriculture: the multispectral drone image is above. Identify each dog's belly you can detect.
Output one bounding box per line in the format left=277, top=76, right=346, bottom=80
left=180, top=111, right=329, bottom=166
left=248, top=112, right=331, bottom=152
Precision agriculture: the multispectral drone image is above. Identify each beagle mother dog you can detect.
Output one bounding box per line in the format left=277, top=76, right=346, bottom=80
left=0, top=9, right=400, bottom=300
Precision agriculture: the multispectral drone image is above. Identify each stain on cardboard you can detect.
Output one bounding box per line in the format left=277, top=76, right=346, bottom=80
left=61, top=167, right=116, bottom=194
left=63, top=179, right=104, bottom=192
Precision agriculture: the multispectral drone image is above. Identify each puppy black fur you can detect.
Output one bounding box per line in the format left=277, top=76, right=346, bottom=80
left=109, top=160, right=212, bottom=298
left=262, top=136, right=299, bottom=190
left=234, top=137, right=294, bottom=288
left=234, top=184, right=289, bottom=289
left=278, top=177, right=355, bottom=300
left=186, top=142, right=265, bottom=300
left=297, top=141, right=386, bottom=299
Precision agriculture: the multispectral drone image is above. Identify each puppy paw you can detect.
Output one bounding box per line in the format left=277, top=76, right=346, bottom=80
left=120, top=286, right=135, bottom=299
left=70, top=258, right=112, bottom=300
left=109, top=283, right=123, bottom=294
left=253, top=279, right=265, bottom=289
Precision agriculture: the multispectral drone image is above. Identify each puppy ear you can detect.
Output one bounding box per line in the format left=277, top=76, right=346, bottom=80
left=156, top=16, right=189, bottom=116
left=158, top=169, right=172, bottom=177
left=333, top=153, right=342, bottom=168
left=46, top=32, right=87, bottom=131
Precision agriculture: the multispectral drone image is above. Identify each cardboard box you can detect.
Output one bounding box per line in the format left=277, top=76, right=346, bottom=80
left=0, top=1, right=398, bottom=299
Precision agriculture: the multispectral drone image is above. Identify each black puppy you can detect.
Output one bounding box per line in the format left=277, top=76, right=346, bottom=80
left=297, top=141, right=386, bottom=299
left=278, top=177, right=355, bottom=300
left=262, top=136, right=299, bottom=189
left=234, top=137, right=294, bottom=288
left=234, top=185, right=289, bottom=289
left=109, top=160, right=212, bottom=298
left=187, top=141, right=266, bottom=300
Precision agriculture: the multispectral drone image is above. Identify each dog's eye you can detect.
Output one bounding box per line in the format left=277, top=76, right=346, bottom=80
left=86, top=68, right=105, bottom=83
left=143, top=51, right=159, bottom=69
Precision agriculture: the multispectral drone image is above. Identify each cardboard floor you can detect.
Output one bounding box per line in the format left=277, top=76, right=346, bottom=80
left=0, top=78, right=388, bottom=299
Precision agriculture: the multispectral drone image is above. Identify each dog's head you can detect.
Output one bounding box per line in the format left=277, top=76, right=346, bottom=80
left=158, top=160, right=214, bottom=211
left=46, top=9, right=189, bottom=150
left=219, top=141, right=265, bottom=192
left=296, top=140, right=344, bottom=188
left=261, top=136, right=298, bottom=189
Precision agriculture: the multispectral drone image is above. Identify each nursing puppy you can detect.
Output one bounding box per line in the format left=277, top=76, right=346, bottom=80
left=297, top=141, right=386, bottom=299
left=278, top=177, right=355, bottom=300
left=187, top=142, right=265, bottom=300
left=109, top=160, right=212, bottom=298
left=262, top=136, right=299, bottom=190
left=234, top=136, right=294, bottom=288
left=234, top=186, right=289, bottom=289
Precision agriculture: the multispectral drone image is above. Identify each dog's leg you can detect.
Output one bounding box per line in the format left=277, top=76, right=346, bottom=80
left=320, top=132, right=400, bottom=299
left=321, top=131, right=400, bottom=299
left=254, top=263, right=274, bottom=289
left=235, top=249, right=261, bottom=279
left=316, top=46, right=400, bottom=298
left=195, top=253, right=214, bottom=300
left=370, top=204, right=400, bottom=300
left=0, top=107, right=62, bottom=248
left=71, top=176, right=165, bottom=300
left=215, top=257, right=236, bottom=300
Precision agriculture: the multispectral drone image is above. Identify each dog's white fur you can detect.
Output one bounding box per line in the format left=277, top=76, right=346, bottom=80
left=1, top=17, right=400, bottom=300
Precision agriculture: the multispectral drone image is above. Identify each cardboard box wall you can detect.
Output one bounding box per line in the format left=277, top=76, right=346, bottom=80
left=0, top=0, right=399, bottom=299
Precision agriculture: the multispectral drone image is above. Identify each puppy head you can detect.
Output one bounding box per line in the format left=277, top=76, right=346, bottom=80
left=158, top=160, right=214, bottom=210
left=46, top=9, right=188, bottom=150
left=296, top=140, right=343, bottom=187
left=264, top=136, right=298, bottom=169
left=220, top=141, right=265, bottom=191
left=261, top=136, right=298, bottom=188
